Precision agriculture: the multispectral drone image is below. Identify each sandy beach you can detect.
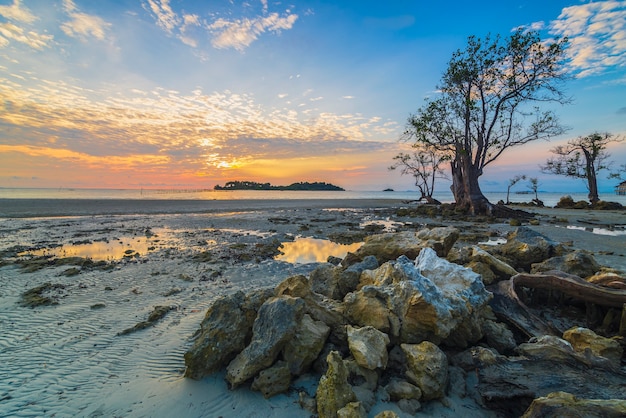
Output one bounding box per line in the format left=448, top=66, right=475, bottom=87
left=0, top=199, right=624, bottom=417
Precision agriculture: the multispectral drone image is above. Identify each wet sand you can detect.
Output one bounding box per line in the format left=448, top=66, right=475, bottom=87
left=0, top=200, right=624, bottom=417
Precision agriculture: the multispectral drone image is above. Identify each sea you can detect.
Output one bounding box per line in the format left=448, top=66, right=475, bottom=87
left=1, top=187, right=625, bottom=208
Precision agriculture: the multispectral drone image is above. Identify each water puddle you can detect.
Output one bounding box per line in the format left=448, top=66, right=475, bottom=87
left=19, top=229, right=171, bottom=261
left=564, top=225, right=626, bottom=237
left=360, top=218, right=403, bottom=232
left=275, top=237, right=363, bottom=264
left=478, top=238, right=507, bottom=246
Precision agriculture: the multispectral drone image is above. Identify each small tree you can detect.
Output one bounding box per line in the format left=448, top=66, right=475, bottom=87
left=389, top=146, right=449, bottom=204
left=506, top=174, right=527, bottom=204
left=528, top=177, right=539, bottom=201
left=541, top=132, right=623, bottom=203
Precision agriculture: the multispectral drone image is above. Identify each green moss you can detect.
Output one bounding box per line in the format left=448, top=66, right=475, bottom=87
left=117, top=305, right=174, bottom=336
left=19, top=282, right=66, bottom=307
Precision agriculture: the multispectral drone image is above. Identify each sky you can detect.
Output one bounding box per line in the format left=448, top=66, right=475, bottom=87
left=0, top=0, right=625, bottom=193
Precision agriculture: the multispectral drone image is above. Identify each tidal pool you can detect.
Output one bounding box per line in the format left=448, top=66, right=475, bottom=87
left=275, top=237, right=363, bottom=264
left=565, top=225, right=626, bottom=236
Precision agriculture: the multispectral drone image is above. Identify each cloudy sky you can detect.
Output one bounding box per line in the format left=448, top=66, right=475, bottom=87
left=1, top=0, right=625, bottom=192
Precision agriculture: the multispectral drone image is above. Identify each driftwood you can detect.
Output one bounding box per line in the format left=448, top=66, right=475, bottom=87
left=490, top=271, right=626, bottom=340
left=477, top=358, right=626, bottom=417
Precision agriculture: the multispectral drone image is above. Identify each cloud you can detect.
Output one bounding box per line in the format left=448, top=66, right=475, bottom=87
left=0, top=73, right=399, bottom=176
left=549, top=1, right=626, bottom=77
left=60, top=0, right=111, bottom=40
left=0, top=0, right=53, bottom=49
left=143, top=0, right=298, bottom=51
left=0, top=0, right=37, bottom=23
left=208, top=12, right=298, bottom=51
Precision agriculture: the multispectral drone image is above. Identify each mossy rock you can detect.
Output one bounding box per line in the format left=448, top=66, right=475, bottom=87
left=19, top=282, right=66, bottom=307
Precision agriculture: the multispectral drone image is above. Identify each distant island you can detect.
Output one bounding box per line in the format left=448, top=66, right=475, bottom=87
left=214, top=181, right=344, bottom=191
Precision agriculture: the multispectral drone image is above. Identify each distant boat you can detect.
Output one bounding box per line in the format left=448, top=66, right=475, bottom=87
left=383, top=188, right=394, bottom=192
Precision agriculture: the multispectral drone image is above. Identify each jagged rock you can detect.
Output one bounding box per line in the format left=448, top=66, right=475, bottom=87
left=344, top=358, right=378, bottom=391
left=283, top=313, right=330, bottom=375
left=310, top=256, right=379, bottom=301
left=347, top=325, right=390, bottom=370
left=337, top=402, right=367, bottom=418
left=531, top=250, right=600, bottom=278
left=587, top=272, right=626, bottom=289
left=521, top=391, right=626, bottom=418
left=397, top=399, right=422, bottom=415
left=250, top=361, right=291, bottom=398
left=402, top=341, right=448, bottom=401
left=482, top=319, right=517, bottom=354
left=468, top=245, right=518, bottom=282
left=316, top=351, right=357, bottom=418
left=299, top=391, right=317, bottom=413
left=184, top=289, right=273, bottom=379
left=226, top=296, right=304, bottom=387
left=275, top=274, right=348, bottom=344
left=562, top=326, right=623, bottom=366
left=498, top=227, right=563, bottom=270
left=466, top=260, right=497, bottom=284
left=347, top=249, right=491, bottom=346
left=354, top=227, right=459, bottom=263
left=517, top=335, right=618, bottom=370
left=384, top=379, right=422, bottom=401
left=451, top=346, right=503, bottom=371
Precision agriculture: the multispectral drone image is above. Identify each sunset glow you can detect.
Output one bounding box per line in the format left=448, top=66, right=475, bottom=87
left=1, top=0, right=624, bottom=192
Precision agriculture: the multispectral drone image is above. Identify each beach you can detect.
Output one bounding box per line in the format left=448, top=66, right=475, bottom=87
left=0, top=199, right=624, bottom=417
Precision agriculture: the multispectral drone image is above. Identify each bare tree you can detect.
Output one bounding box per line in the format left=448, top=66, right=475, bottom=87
left=389, top=145, right=449, bottom=204
left=528, top=177, right=540, bottom=202
left=405, top=29, right=570, bottom=215
left=506, top=174, right=527, bottom=204
left=542, top=132, right=623, bottom=203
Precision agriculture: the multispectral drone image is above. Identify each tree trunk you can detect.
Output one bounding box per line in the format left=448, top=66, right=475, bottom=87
left=452, top=156, right=491, bottom=215
left=584, top=149, right=599, bottom=204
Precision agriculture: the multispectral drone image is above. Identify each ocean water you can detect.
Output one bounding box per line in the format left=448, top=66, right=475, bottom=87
left=0, top=187, right=625, bottom=208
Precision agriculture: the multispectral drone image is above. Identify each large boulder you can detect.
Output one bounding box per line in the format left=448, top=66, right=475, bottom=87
left=310, top=256, right=379, bottom=301
left=498, top=227, right=563, bottom=270
left=401, top=341, right=448, bottom=400
left=531, top=250, right=601, bottom=278
left=250, top=361, right=291, bottom=398
left=354, top=227, right=459, bottom=263
left=345, top=248, right=492, bottom=347
left=316, top=351, right=357, bottom=418
left=283, top=313, right=330, bottom=375
left=183, top=289, right=273, bottom=379
left=467, top=245, right=518, bottom=283
left=521, top=391, right=626, bottom=418
left=226, top=295, right=305, bottom=387
left=346, top=325, right=390, bottom=370
left=562, top=326, right=623, bottom=366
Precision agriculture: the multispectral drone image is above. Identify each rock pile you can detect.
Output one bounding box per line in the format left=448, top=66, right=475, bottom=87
left=184, top=226, right=626, bottom=417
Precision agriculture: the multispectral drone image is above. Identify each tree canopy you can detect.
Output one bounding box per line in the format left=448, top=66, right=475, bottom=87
left=404, top=29, right=570, bottom=215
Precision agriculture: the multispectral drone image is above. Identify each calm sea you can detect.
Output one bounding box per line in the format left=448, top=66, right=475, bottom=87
left=1, top=187, right=625, bottom=208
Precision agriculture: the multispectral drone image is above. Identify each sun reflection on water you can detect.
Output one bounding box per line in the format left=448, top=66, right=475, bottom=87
left=275, top=237, right=363, bottom=264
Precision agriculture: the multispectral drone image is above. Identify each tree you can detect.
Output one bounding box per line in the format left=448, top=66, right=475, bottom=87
left=541, top=132, right=623, bottom=203
left=528, top=177, right=539, bottom=202
left=506, top=174, right=526, bottom=204
left=389, top=145, right=449, bottom=204
left=405, top=29, right=570, bottom=215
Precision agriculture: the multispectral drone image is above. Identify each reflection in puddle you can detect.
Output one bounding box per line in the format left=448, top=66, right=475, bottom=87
left=360, top=219, right=403, bottom=232
left=20, top=230, right=169, bottom=261
left=565, top=225, right=626, bottom=236
left=478, top=238, right=507, bottom=246
left=276, top=237, right=363, bottom=264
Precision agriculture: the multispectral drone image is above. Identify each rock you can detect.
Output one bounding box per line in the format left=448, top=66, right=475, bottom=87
left=250, top=361, right=291, bottom=398
left=562, top=326, right=623, bottom=366
left=337, top=402, right=367, bottom=418
left=346, top=249, right=492, bottom=347
left=517, top=335, right=618, bottom=370
left=310, top=256, right=379, bottom=301
left=482, top=319, right=517, bottom=354
left=468, top=245, right=518, bottom=282
left=498, top=227, right=562, bottom=270
left=343, top=286, right=400, bottom=341
left=347, top=325, right=390, bottom=370
left=226, top=296, right=304, bottom=387
left=586, top=272, right=626, bottom=289
left=384, top=379, right=422, bottom=401
left=316, top=351, right=357, bottom=418
left=451, top=346, right=502, bottom=371
left=344, top=358, right=379, bottom=391
left=354, top=227, right=459, bottom=263
left=521, top=391, right=626, bottom=418
left=466, top=260, right=496, bottom=284
left=283, top=313, right=330, bottom=375
left=298, top=391, right=317, bottom=413
left=531, top=250, right=600, bottom=278
left=397, top=398, right=422, bottom=415
left=184, top=289, right=273, bottom=379
left=402, top=341, right=449, bottom=401
left=275, top=274, right=348, bottom=345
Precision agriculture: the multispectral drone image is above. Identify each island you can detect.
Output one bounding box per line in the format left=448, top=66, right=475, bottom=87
left=214, top=181, right=344, bottom=191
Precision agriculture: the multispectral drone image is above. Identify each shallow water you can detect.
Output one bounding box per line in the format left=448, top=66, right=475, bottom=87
left=275, top=237, right=363, bottom=263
